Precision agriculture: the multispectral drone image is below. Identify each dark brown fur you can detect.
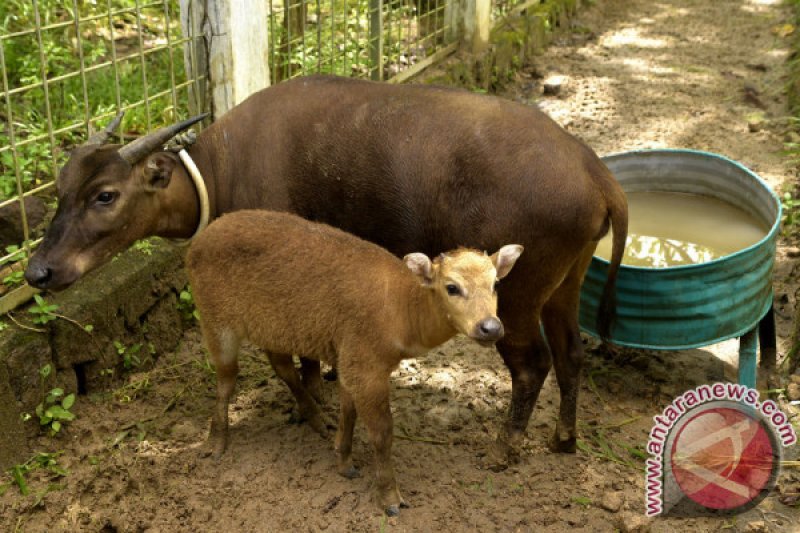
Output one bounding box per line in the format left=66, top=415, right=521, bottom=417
left=187, top=209, right=520, bottom=514
left=26, top=74, right=628, bottom=464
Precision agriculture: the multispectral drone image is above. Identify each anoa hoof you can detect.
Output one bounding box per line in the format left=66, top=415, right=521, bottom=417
left=340, top=465, right=361, bottom=479
left=384, top=500, right=409, bottom=517
left=548, top=432, right=577, bottom=454
left=486, top=437, right=520, bottom=471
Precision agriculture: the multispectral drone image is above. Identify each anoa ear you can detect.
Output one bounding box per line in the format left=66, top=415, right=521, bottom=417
left=142, top=152, right=177, bottom=191
left=403, top=252, right=434, bottom=286
left=491, top=244, right=524, bottom=279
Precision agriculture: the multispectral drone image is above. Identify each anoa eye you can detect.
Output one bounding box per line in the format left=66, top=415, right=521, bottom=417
left=446, top=284, right=461, bottom=296
left=94, top=191, right=117, bottom=206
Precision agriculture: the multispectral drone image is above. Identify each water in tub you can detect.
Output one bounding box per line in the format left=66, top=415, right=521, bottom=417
left=593, top=192, right=769, bottom=267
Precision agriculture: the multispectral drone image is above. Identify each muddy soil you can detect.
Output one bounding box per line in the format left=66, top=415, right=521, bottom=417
left=3, top=0, right=800, bottom=531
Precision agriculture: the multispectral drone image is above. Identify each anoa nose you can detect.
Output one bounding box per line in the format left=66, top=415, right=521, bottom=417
left=24, top=261, right=53, bottom=289
left=474, top=317, right=504, bottom=341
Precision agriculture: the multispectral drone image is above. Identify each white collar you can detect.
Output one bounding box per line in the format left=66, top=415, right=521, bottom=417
left=169, top=148, right=209, bottom=245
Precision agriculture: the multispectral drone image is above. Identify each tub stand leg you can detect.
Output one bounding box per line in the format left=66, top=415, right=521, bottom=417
left=758, top=305, right=776, bottom=370
left=738, top=327, right=758, bottom=389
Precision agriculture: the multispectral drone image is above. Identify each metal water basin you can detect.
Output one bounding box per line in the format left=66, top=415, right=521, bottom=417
left=579, top=149, right=781, bottom=386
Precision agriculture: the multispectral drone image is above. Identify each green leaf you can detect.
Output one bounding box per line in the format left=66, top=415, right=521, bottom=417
left=46, top=391, right=63, bottom=404
left=110, top=429, right=131, bottom=448
left=3, top=271, right=24, bottom=285
left=572, top=496, right=592, bottom=507
left=84, top=324, right=94, bottom=333
left=47, top=405, right=76, bottom=421
left=61, top=393, right=75, bottom=410
left=39, top=364, right=52, bottom=379
left=623, top=444, right=647, bottom=460
left=11, top=465, right=29, bottom=496
left=51, top=420, right=61, bottom=433
left=49, top=465, right=68, bottom=477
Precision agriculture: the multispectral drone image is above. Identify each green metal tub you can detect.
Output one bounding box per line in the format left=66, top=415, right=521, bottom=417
left=579, top=149, right=781, bottom=387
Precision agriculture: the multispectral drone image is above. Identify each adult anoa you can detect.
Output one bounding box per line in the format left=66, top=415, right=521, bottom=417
left=25, top=74, right=628, bottom=465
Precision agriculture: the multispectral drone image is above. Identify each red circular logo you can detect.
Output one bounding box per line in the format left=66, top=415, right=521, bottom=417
left=670, top=407, right=775, bottom=510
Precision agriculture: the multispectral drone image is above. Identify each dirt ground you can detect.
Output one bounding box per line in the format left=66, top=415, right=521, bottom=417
left=3, top=0, right=800, bottom=531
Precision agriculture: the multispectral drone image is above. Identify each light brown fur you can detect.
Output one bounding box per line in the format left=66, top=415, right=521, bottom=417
left=186, top=210, right=522, bottom=515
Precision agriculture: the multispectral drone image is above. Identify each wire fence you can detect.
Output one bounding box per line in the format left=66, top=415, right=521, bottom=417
left=0, top=0, right=205, bottom=302
left=268, top=0, right=530, bottom=83
left=0, top=0, right=538, bottom=311
left=493, top=0, right=527, bottom=18
left=268, top=0, right=456, bottom=83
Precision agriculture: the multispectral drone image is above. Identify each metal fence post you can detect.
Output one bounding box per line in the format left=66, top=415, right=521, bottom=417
left=180, top=0, right=271, bottom=118
left=369, top=0, right=384, bottom=81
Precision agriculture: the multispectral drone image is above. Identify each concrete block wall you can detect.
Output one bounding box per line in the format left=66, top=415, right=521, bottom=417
left=0, top=242, right=188, bottom=468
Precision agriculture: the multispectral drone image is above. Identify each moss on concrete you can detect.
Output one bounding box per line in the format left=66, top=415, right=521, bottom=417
left=0, top=240, right=188, bottom=469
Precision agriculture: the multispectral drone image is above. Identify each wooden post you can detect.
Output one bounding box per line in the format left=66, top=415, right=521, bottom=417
left=462, top=0, right=490, bottom=54
left=180, top=0, right=271, bottom=119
